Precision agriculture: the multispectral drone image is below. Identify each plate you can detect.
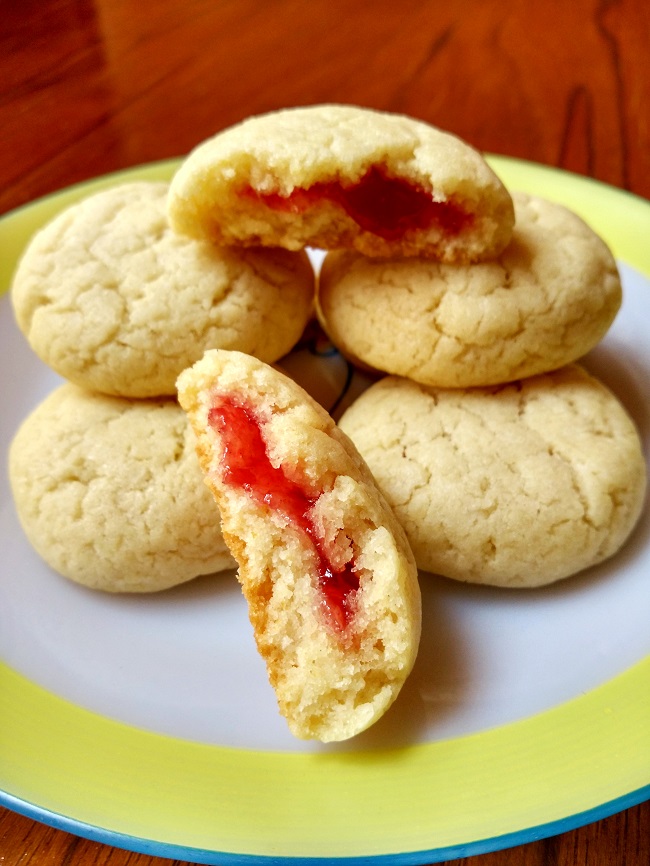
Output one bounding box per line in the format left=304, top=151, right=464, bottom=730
left=1, top=157, right=649, bottom=864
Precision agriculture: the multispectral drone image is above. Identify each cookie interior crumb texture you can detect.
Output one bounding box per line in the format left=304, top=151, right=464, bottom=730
left=338, top=365, right=647, bottom=588
left=10, top=181, right=315, bottom=398
left=317, top=192, right=622, bottom=388
left=168, top=104, right=515, bottom=262
left=9, top=383, right=235, bottom=591
left=177, top=349, right=422, bottom=741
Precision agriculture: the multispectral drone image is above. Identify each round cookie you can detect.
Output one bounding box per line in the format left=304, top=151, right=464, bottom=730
left=177, top=349, right=421, bottom=741
left=168, top=104, right=515, bottom=262
left=9, top=383, right=235, bottom=592
left=11, top=181, right=315, bottom=398
left=317, top=192, right=622, bottom=388
left=338, top=365, right=646, bottom=588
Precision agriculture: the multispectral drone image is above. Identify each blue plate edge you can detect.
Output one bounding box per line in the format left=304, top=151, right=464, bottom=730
left=2, top=783, right=649, bottom=865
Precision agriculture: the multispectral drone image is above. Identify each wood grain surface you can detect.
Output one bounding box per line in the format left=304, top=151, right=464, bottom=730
left=1, top=0, right=648, bottom=864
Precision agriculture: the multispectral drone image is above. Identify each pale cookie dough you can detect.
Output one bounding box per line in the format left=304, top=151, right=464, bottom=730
left=11, top=181, right=315, bottom=398
left=338, top=365, right=647, bottom=588
left=9, top=383, right=235, bottom=592
left=168, top=104, right=515, bottom=262
left=177, top=349, right=421, bottom=741
left=317, top=193, right=622, bottom=388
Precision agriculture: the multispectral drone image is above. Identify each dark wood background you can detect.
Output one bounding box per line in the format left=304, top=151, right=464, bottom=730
left=1, top=0, right=648, bottom=864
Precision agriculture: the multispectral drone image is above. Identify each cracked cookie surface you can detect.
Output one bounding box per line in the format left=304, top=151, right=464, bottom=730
left=11, top=181, right=314, bottom=398
left=318, top=192, right=622, bottom=387
left=168, top=104, right=514, bottom=262
left=338, top=365, right=646, bottom=587
left=9, top=383, right=235, bottom=591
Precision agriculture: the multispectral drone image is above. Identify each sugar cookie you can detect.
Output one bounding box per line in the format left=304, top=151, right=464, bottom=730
left=9, top=383, right=235, bottom=592
left=317, top=193, right=622, bottom=388
left=177, top=349, right=421, bottom=741
left=338, top=366, right=646, bottom=588
left=168, top=104, right=514, bottom=262
left=11, top=181, right=314, bottom=398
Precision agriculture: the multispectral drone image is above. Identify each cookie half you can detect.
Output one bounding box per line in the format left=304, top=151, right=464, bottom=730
left=338, top=366, right=646, bottom=588
left=177, top=349, right=421, bottom=741
left=168, top=104, right=514, bottom=262
left=9, top=384, right=235, bottom=592
left=11, top=181, right=315, bottom=398
left=318, top=193, right=622, bottom=388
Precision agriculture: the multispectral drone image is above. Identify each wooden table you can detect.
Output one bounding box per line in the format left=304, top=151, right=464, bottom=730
left=1, top=1, right=648, bottom=864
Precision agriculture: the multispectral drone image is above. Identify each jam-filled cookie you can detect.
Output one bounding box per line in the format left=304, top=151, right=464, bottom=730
left=177, top=349, right=421, bottom=741
left=168, top=104, right=514, bottom=262
left=11, top=181, right=314, bottom=398
left=338, top=365, right=646, bottom=588
left=317, top=193, right=622, bottom=388
left=9, top=384, right=235, bottom=592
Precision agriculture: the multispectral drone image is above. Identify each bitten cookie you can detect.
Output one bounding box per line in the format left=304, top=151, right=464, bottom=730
left=168, top=104, right=514, bottom=262
left=9, top=383, right=235, bottom=592
left=177, top=349, right=421, bottom=741
left=11, top=181, right=315, bottom=398
left=338, top=366, right=646, bottom=588
left=317, top=193, right=622, bottom=388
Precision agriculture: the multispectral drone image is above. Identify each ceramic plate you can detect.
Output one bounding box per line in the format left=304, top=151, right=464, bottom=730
left=0, top=157, right=649, bottom=864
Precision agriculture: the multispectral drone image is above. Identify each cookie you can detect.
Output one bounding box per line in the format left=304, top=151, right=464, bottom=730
left=11, top=181, right=315, bottom=398
left=9, top=383, right=235, bottom=592
left=167, top=104, right=515, bottom=262
left=317, top=193, right=622, bottom=388
left=177, top=349, right=421, bottom=741
left=338, top=366, right=646, bottom=588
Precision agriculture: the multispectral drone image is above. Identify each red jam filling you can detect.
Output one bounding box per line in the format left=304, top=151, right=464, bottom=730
left=208, top=396, right=359, bottom=632
left=241, top=165, right=472, bottom=240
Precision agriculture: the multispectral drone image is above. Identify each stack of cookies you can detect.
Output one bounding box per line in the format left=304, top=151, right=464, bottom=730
left=8, top=104, right=647, bottom=741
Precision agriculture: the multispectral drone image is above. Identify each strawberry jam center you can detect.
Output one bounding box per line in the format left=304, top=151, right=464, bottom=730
left=208, top=396, right=359, bottom=632
left=242, top=165, right=471, bottom=240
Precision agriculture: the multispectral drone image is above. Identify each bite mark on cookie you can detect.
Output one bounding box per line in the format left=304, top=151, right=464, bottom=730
left=240, top=164, right=473, bottom=242
left=177, top=349, right=422, bottom=741
left=167, top=104, right=514, bottom=261
left=208, top=393, right=360, bottom=634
